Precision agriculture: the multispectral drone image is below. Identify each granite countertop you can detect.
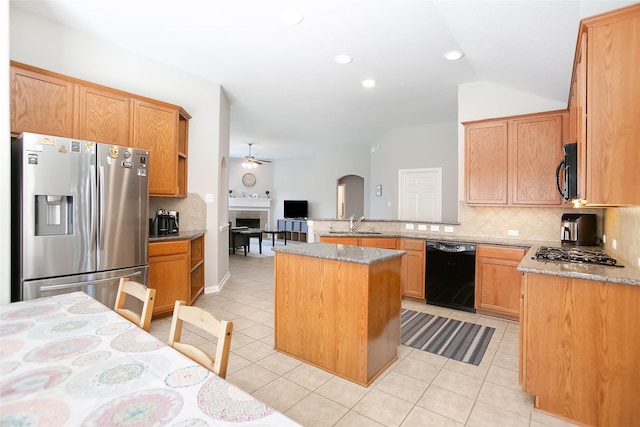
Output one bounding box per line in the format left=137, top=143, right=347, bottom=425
left=518, top=243, right=640, bottom=286
left=149, top=229, right=206, bottom=242
left=272, top=242, right=406, bottom=265
left=318, top=232, right=535, bottom=248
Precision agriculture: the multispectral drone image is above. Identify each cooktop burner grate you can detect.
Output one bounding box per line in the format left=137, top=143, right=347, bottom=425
left=534, top=246, right=623, bottom=267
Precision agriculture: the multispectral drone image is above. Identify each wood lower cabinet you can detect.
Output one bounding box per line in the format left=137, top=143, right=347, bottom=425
left=320, top=236, right=360, bottom=246
left=463, top=110, right=567, bottom=206
left=400, top=238, right=425, bottom=300
left=520, top=273, right=640, bottom=426
left=189, top=235, right=205, bottom=304
left=359, top=237, right=397, bottom=249
left=149, top=235, right=205, bottom=316
left=10, top=64, right=76, bottom=137
left=475, top=245, right=526, bottom=321
left=319, top=236, right=424, bottom=299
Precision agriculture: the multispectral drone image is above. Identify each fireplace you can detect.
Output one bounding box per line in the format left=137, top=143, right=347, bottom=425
left=236, top=218, right=260, bottom=228
left=228, top=197, right=273, bottom=230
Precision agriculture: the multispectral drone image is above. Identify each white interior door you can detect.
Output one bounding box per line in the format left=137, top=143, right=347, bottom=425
left=398, top=168, right=442, bottom=221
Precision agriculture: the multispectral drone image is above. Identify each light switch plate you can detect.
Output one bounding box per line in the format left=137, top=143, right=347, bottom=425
left=205, top=193, right=214, bottom=203
left=430, top=225, right=440, bottom=232
left=405, top=223, right=414, bottom=230
left=612, top=239, right=617, bottom=250
left=444, top=226, right=454, bottom=233
left=418, top=224, right=427, bottom=231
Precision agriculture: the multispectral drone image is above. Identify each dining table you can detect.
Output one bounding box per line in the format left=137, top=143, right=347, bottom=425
left=0, top=291, right=300, bottom=426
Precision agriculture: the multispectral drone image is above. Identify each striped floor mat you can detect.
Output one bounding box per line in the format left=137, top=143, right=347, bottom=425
left=401, top=309, right=495, bottom=366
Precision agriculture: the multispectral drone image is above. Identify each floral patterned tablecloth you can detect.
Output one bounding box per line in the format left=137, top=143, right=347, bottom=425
left=0, top=291, right=300, bottom=426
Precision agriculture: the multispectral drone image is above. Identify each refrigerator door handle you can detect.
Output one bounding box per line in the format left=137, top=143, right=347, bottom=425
left=98, top=165, right=105, bottom=250
left=39, top=271, right=142, bottom=291
left=90, top=166, right=97, bottom=253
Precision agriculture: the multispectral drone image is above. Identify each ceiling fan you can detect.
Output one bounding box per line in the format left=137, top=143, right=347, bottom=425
left=242, top=143, right=271, bottom=168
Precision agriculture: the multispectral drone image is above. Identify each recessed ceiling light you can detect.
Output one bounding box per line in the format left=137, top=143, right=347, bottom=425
left=361, top=79, right=376, bottom=88
left=334, top=54, right=353, bottom=64
left=444, top=50, right=465, bottom=61
left=280, top=10, right=304, bottom=25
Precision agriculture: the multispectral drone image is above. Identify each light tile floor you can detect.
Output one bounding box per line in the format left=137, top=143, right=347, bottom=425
left=148, top=243, right=578, bottom=427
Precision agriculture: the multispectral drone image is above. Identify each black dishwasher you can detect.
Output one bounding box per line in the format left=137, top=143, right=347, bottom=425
left=425, top=241, right=476, bottom=313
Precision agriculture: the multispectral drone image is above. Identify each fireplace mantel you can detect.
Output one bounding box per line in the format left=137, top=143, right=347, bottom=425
left=229, top=198, right=272, bottom=209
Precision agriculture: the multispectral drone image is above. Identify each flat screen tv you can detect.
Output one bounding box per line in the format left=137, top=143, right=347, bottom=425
left=284, top=200, right=308, bottom=219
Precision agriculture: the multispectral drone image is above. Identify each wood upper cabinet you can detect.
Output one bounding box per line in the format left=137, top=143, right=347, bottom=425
left=133, top=99, right=178, bottom=196
left=475, top=245, right=526, bottom=321
left=77, top=86, right=131, bottom=146
left=509, top=115, right=565, bottom=205
left=10, top=64, right=76, bottom=138
left=569, top=4, right=640, bottom=205
left=464, top=121, right=509, bottom=204
left=10, top=61, right=190, bottom=197
left=464, top=110, right=567, bottom=206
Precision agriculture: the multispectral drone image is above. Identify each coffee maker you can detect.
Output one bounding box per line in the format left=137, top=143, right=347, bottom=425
left=151, top=209, right=179, bottom=236
left=560, top=213, right=597, bottom=246
left=167, top=210, right=179, bottom=234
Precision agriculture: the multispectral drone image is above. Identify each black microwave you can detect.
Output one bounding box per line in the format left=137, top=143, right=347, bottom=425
left=555, top=142, right=577, bottom=200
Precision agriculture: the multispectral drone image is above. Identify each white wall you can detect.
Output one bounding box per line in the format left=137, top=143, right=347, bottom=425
left=10, top=6, right=229, bottom=292
left=272, top=146, right=370, bottom=220
left=369, top=121, right=459, bottom=222
left=457, top=81, right=568, bottom=201
left=1, top=1, right=10, bottom=304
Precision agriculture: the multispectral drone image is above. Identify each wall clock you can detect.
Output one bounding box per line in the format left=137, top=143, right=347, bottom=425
left=242, top=172, right=256, bottom=187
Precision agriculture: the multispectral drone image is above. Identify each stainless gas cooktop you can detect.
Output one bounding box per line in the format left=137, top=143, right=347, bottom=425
left=534, top=246, right=623, bottom=267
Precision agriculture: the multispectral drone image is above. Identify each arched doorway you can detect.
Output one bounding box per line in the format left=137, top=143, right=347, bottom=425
left=337, top=175, right=364, bottom=219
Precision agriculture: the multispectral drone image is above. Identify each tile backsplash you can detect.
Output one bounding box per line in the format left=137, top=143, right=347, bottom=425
left=149, top=193, right=207, bottom=231
left=456, top=203, right=604, bottom=242
left=603, top=206, right=640, bottom=266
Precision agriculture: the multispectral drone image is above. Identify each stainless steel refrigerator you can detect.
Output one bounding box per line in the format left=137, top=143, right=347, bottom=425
left=11, top=132, right=150, bottom=307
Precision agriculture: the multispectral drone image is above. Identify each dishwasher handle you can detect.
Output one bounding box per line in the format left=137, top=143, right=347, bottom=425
left=426, top=241, right=476, bottom=253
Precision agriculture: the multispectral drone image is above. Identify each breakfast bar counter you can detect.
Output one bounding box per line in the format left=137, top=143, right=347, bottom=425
left=272, top=243, right=405, bottom=386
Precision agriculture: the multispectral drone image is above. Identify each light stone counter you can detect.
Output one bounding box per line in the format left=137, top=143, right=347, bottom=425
left=518, top=243, right=640, bottom=286
left=272, top=242, right=405, bottom=265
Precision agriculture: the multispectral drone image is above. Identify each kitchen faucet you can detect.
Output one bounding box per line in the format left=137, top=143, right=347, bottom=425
left=349, top=215, right=365, bottom=232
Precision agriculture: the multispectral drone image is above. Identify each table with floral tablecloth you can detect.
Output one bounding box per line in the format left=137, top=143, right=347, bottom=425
left=0, top=291, right=300, bottom=426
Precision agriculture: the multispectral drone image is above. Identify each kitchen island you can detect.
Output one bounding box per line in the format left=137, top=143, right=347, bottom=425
left=272, top=243, right=405, bottom=386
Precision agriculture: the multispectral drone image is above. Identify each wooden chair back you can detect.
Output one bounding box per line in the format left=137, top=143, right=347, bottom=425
left=114, top=277, right=156, bottom=331
left=168, top=300, right=234, bottom=378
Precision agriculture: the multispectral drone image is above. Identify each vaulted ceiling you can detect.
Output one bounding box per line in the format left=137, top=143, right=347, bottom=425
left=11, top=0, right=636, bottom=159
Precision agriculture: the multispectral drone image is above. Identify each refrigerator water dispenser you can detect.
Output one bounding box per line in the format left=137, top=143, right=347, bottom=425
left=35, top=195, right=73, bottom=235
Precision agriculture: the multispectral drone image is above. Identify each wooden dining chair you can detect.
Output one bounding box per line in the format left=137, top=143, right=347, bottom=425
left=114, top=277, right=156, bottom=331
left=168, top=300, right=234, bottom=378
